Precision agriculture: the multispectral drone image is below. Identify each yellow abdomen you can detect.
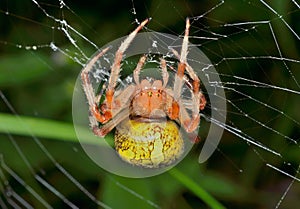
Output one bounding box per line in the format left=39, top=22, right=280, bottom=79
left=114, top=119, right=184, bottom=168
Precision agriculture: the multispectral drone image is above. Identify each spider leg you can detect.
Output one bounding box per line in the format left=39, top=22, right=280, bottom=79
left=93, top=108, right=130, bottom=137
left=92, top=84, right=136, bottom=123
left=133, top=55, right=147, bottom=85
left=105, top=19, right=149, bottom=110
left=173, top=18, right=190, bottom=101
left=165, top=89, right=200, bottom=133
left=178, top=100, right=201, bottom=133
left=91, top=84, right=136, bottom=136
left=170, top=18, right=206, bottom=131
left=94, top=54, right=146, bottom=127
left=171, top=48, right=206, bottom=113
left=81, top=47, right=110, bottom=128
left=166, top=18, right=190, bottom=120
left=81, top=47, right=110, bottom=107
left=160, top=58, right=169, bottom=88
left=181, top=94, right=206, bottom=111
left=86, top=19, right=149, bottom=125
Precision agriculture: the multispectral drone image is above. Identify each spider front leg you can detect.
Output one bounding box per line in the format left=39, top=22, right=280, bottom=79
left=90, top=84, right=136, bottom=137
left=173, top=18, right=190, bottom=101
left=92, top=84, right=135, bottom=121
left=83, top=53, right=147, bottom=137
left=93, top=108, right=131, bottom=137
left=160, top=58, right=169, bottom=88
left=81, top=47, right=110, bottom=129
left=169, top=18, right=206, bottom=132
left=167, top=18, right=191, bottom=120
left=83, top=19, right=149, bottom=127
left=171, top=48, right=206, bottom=113
left=104, top=19, right=149, bottom=116
left=92, top=54, right=147, bottom=137
left=80, top=47, right=114, bottom=124
left=178, top=100, right=200, bottom=133
left=94, top=54, right=146, bottom=127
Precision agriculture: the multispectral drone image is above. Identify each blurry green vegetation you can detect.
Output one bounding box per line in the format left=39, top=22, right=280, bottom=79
left=0, top=0, right=300, bottom=209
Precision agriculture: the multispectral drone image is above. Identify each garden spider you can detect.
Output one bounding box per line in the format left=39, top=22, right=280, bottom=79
left=81, top=18, right=206, bottom=168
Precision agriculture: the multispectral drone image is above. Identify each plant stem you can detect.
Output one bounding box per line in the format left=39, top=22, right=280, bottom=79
left=169, top=167, right=226, bottom=209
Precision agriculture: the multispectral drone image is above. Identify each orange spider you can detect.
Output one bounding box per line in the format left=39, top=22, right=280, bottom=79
left=81, top=18, right=206, bottom=168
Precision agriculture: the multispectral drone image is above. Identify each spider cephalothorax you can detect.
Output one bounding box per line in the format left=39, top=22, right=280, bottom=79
left=81, top=18, right=206, bottom=168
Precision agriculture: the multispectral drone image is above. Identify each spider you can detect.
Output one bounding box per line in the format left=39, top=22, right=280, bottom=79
left=81, top=18, right=206, bottom=168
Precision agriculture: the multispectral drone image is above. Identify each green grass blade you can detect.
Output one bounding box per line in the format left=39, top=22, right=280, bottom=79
left=169, top=168, right=226, bottom=209
left=0, top=113, right=102, bottom=144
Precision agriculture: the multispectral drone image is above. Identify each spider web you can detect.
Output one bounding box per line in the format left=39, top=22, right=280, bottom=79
left=0, top=0, right=299, bottom=208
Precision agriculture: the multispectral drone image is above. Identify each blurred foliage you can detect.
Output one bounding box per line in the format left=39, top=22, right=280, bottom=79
left=0, top=0, right=300, bottom=209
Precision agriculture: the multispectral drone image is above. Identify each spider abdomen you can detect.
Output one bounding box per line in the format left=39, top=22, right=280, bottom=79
left=114, top=119, right=184, bottom=168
